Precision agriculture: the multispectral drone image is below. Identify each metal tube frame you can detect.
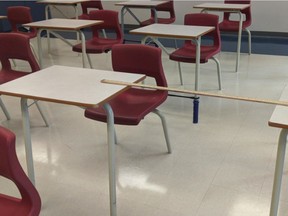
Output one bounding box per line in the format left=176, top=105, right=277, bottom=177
left=269, top=128, right=288, bottom=216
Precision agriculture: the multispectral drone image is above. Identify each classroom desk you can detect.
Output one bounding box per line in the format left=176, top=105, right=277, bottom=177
left=193, top=3, right=250, bottom=72
left=23, top=18, right=103, bottom=68
left=115, top=1, right=169, bottom=34
left=268, top=85, right=288, bottom=216
left=130, top=23, right=214, bottom=123
left=0, top=65, right=145, bottom=216
left=37, top=0, right=90, bottom=19
left=0, top=15, right=6, bottom=19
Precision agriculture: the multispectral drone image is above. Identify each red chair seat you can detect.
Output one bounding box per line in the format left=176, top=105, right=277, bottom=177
left=73, top=38, right=123, bottom=54
left=85, top=89, right=167, bottom=125
left=0, top=195, right=31, bottom=216
left=140, top=17, right=176, bottom=26
left=78, top=14, right=89, bottom=20
left=170, top=45, right=220, bottom=64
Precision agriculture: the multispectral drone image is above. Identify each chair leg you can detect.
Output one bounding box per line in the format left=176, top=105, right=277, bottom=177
left=246, top=29, right=252, bottom=55
left=211, top=56, right=222, bottom=90
left=0, top=97, right=10, bottom=120
left=177, top=62, right=184, bottom=86
left=152, top=109, right=171, bottom=153
left=87, top=54, right=93, bottom=69
left=34, top=101, right=49, bottom=127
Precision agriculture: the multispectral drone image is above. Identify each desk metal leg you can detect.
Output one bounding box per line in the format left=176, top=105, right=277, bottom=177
left=37, top=30, right=43, bottom=69
left=236, top=12, right=243, bottom=72
left=21, top=98, right=35, bottom=185
left=269, top=129, right=288, bottom=216
left=120, top=7, right=126, bottom=35
left=79, top=30, right=87, bottom=68
left=45, top=5, right=51, bottom=53
left=103, top=103, right=117, bottom=216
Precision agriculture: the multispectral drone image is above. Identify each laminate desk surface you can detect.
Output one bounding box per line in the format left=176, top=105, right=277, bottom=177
left=23, top=18, right=102, bottom=31
left=115, top=1, right=168, bottom=8
left=193, top=3, right=250, bottom=11
left=0, top=65, right=145, bottom=107
left=0, top=16, right=6, bottom=19
left=37, top=0, right=90, bottom=5
left=269, top=87, right=288, bottom=129
left=130, top=23, right=215, bottom=40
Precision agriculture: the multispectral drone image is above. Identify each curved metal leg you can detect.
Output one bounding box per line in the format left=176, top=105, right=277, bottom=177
left=152, top=109, right=172, bottom=153
left=103, top=103, right=117, bottom=216
left=21, top=98, right=35, bottom=185
left=211, top=56, right=222, bottom=90
left=246, top=28, right=252, bottom=55
left=270, top=129, right=288, bottom=216
left=177, top=62, right=183, bottom=86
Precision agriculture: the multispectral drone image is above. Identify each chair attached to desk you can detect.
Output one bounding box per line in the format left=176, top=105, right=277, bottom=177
left=219, top=0, right=252, bottom=54
left=140, top=0, right=175, bottom=26
left=170, top=13, right=222, bottom=89
left=85, top=44, right=171, bottom=153
left=72, top=10, right=123, bottom=69
left=0, top=33, right=48, bottom=126
left=78, top=0, right=103, bottom=20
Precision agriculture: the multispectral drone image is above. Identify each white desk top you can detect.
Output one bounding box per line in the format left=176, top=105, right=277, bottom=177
left=130, top=23, right=214, bottom=39
left=0, top=16, right=6, bottom=20
left=37, top=0, right=90, bottom=5
left=269, top=85, right=288, bottom=129
left=194, top=3, right=250, bottom=11
left=115, top=1, right=168, bottom=8
left=23, top=18, right=102, bottom=30
left=0, top=65, right=146, bottom=108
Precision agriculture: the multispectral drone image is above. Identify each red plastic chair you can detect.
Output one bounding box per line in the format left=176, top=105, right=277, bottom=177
left=0, top=33, right=48, bottom=125
left=78, top=0, right=103, bottom=20
left=169, top=13, right=222, bottom=89
left=219, top=0, right=252, bottom=54
left=85, top=44, right=171, bottom=153
left=140, top=0, right=175, bottom=26
left=0, top=126, right=41, bottom=216
left=72, top=10, right=123, bottom=68
left=7, top=6, right=37, bottom=39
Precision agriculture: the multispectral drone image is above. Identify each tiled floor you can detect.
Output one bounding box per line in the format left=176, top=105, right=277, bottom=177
left=1, top=38, right=288, bottom=216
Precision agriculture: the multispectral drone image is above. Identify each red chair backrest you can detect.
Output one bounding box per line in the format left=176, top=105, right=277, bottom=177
left=81, top=0, right=103, bottom=14
left=7, top=6, right=36, bottom=34
left=111, top=44, right=167, bottom=88
left=223, top=0, right=251, bottom=26
left=89, top=10, right=123, bottom=41
left=184, top=13, right=221, bottom=48
left=151, top=0, right=175, bottom=20
left=0, top=126, right=41, bottom=215
left=0, top=33, right=40, bottom=72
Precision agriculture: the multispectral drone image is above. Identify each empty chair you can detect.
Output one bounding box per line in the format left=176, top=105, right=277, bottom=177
left=0, top=126, right=41, bottom=216
left=7, top=6, right=37, bottom=39
left=219, top=0, right=252, bottom=54
left=140, top=0, right=175, bottom=26
left=78, top=0, right=103, bottom=20
left=0, top=33, right=48, bottom=125
left=169, top=13, right=222, bottom=89
left=72, top=10, right=123, bottom=68
left=84, top=44, right=171, bottom=153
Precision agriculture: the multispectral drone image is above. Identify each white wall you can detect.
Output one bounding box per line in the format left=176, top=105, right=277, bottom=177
left=54, top=0, right=288, bottom=33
